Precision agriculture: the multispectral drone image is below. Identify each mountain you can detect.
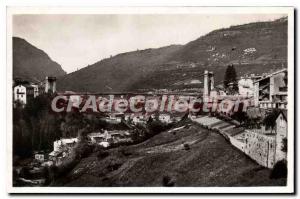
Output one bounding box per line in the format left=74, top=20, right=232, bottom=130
left=13, top=37, right=66, bottom=82
left=57, top=17, right=287, bottom=93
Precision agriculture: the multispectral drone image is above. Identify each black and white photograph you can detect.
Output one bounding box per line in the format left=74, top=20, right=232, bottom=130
left=6, top=7, right=294, bottom=193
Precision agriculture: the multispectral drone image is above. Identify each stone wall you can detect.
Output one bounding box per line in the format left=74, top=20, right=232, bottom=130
left=275, top=113, right=287, bottom=162
left=241, top=130, right=276, bottom=168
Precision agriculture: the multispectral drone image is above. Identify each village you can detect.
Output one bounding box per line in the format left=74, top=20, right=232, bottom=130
left=12, top=65, right=288, bottom=186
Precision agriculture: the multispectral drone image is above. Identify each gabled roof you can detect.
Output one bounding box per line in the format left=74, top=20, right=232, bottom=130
left=277, top=110, right=287, bottom=121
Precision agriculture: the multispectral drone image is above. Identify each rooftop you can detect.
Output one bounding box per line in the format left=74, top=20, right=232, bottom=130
left=253, top=68, right=287, bottom=83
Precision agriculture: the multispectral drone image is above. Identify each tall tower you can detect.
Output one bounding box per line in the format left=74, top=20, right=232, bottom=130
left=203, top=70, right=209, bottom=98
left=45, top=76, right=57, bottom=93
left=209, top=72, right=214, bottom=91
left=203, top=70, right=214, bottom=99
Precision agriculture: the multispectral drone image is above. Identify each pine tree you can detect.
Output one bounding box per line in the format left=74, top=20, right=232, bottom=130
left=223, top=64, right=238, bottom=94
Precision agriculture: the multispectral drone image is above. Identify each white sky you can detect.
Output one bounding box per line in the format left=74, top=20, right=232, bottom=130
left=13, top=14, right=286, bottom=73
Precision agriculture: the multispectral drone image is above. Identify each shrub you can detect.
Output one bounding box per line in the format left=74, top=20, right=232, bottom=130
left=263, top=109, right=281, bottom=133
left=97, top=150, right=110, bottom=160
left=183, top=143, right=190, bottom=150
left=106, top=159, right=123, bottom=172
left=162, top=175, right=175, bottom=187
left=74, top=142, right=93, bottom=159
left=148, top=120, right=168, bottom=134
left=270, top=160, right=287, bottom=179
left=118, top=146, right=133, bottom=156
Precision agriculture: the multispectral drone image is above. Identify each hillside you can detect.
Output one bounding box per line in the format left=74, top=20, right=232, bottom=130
left=52, top=122, right=286, bottom=186
left=57, top=17, right=287, bottom=93
left=13, top=37, right=66, bottom=82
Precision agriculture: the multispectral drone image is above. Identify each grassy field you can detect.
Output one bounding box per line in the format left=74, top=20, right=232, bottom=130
left=52, top=122, right=286, bottom=187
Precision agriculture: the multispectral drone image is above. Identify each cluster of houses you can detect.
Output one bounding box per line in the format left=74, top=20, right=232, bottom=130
left=237, top=68, right=288, bottom=109
left=35, top=129, right=134, bottom=166
left=204, top=68, right=288, bottom=109
left=13, top=76, right=57, bottom=106
left=93, top=110, right=182, bottom=125
left=33, top=111, right=184, bottom=167
left=27, top=67, right=288, bottom=170
left=201, top=67, right=288, bottom=168
left=88, top=130, right=131, bottom=147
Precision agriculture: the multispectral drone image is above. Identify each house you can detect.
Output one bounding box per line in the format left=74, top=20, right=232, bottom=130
left=31, top=84, right=39, bottom=98
left=238, top=74, right=262, bottom=97
left=111, top=113, right=124, bottom=122
left=132, top=114, right=147, bottom=124
left=88, top=131, right=112, bottom=143
left=24, top=85, right=35, bottom=99
left=53, top=138, right=78, bottom=152
left=88, top=130, right=131, bottom=145
left=13, top=78, right=40, bottom=106
left=159, top=114, right=171, bottom=123
left=34, top=153, right=45, bottom=162
left=14, top=85, right=27, bottom=105
left=253, top=68, right=287, bottom=109
left=210, top=86, right=227, bottom=98
left=102, top=113, right=125, bottom=124
left=109, top=130, right=131, bottom=143
left=48, top=151, right=62, bottom=163
left=38, top=76, right=57, bottom=94
left=275, top=110, right=287, bottom=163
left=99, top=141, right=110, bottom=148
left=49, top=138, right=78, bottom=165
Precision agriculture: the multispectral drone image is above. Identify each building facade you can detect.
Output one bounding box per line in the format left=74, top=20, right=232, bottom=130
left=238, top=74, right=262, bottom=97
left=253, top=68, right=287, bottom=109
left=13, top=85, right=27, bottom=105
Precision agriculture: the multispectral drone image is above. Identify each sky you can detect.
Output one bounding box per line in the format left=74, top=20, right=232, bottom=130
left=13, top=14, right=286, bottom=73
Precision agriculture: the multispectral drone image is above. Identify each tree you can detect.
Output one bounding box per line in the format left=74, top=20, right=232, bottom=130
left=232, top=109, right=248, bottom=126
left=263, top=109, right=280, bottom=133
left=13, top=93, right=62, bottom=157
left=270, top=160, right=287, bottom=179
left=224, top=64, right=238, bottom=94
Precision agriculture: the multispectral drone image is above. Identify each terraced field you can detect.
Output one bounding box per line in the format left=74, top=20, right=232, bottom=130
left=52, top=122, right=286, bottom=187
